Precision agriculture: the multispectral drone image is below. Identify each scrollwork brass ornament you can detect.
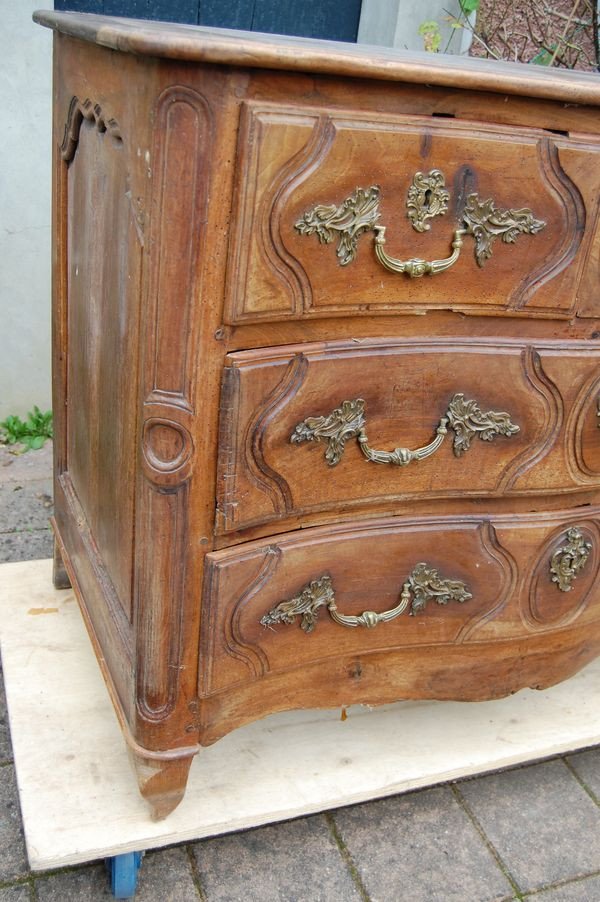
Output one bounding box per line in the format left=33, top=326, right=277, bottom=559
left=294, top=171, right=546, bottom=277
left=290, top=393, right=519, bottom=468
left=260, top=564, right=472, bottom=633
left=290, top=398, right=367, bottom=466
left=260, top=575, right=335, bottom=633
left=294, top=185, right=381, bottom=266
left=549, top=527, right=592, bottom=592
left=462, top=194, right=546, bottom=267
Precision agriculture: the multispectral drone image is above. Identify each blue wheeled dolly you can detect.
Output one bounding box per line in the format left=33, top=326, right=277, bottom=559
left=106, top=851, right=144, bottom=898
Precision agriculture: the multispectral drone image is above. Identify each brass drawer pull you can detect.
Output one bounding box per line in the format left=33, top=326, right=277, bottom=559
left=550, top=527, right=592, bottom=592
left=374, top=225, right=466, bottom=278
left=260, top=564, right=472, bottom=633
left=291, top=394, right=519, bottom=468
left=294, top=170, right=545, bottom=277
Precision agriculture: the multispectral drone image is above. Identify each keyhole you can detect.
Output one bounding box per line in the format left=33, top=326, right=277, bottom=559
left=424, top=188, right=433, bottom=207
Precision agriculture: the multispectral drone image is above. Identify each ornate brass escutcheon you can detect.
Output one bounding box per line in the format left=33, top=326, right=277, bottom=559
left=294, top=171, right=546, bottom=277
left=290, top=393, right=519, bottom=468
left=549, top=527, right=592, bottom=592
left=406, top=169, right=449, bottom=232
left=260, top=564, right=472, bottom=633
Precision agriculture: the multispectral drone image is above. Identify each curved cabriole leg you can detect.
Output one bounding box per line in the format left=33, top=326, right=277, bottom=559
left=128, top=749, right=195, bottom=821
left=52, top=537, right=71, bottom=589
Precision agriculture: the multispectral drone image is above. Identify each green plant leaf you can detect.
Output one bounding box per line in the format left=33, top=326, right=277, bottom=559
left=459, top=0, right=480, bottom=12
left=418, top=20, right=442, bottom=53
left=0, top=408, right=53, bottom=451
left=531, top=46, right=555, bottom=66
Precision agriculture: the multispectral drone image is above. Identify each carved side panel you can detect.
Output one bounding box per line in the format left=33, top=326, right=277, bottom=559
left=224, top=103, right=600, bottom=324
left=135, top=86, right=213, bottom=723
left=63, top=97, right=140, bottom=624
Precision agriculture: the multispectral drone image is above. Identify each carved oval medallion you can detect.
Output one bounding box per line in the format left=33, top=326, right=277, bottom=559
left=524, top=522, right=599, bottom=629
left=142, top=418, right=193, bottom=475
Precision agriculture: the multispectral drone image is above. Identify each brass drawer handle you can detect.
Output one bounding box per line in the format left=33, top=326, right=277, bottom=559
left=374, top=225, right=466, bottom=278
left=550, top=527, right=592, bottom=592
left=294, top=170, right=545, bottom=277
left=260, top=564, right=472, bottom=633
left=291, top=394, right=519, bottom=467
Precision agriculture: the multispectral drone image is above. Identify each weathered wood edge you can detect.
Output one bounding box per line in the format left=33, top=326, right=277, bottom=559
left=33, top=10, right=600, bottom=107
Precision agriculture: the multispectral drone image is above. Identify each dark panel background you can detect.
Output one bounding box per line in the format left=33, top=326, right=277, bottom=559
left=53, top=0, right=362, bottom=41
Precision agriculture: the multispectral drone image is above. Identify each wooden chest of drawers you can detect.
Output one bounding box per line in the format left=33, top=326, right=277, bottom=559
left=35, top=10, right=600, bottom=819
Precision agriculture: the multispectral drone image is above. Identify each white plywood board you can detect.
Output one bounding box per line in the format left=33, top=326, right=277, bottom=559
left=0, top=558, right=599, bottom=870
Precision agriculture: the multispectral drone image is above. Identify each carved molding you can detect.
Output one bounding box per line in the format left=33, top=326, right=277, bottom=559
left=61, top=96, right=122, bottom=163
left=135, top=85, right=213, bottom=726
left=200, top=547, right=279, bottom=695
left=226, top=549, right=278, bottom=679
left=498, top=347, right=563, bottom=492
left=569, top=370, right=600, bottom=482
left=511, top=138, right=586, bottom=310
left=135, top=483, right=188, bottom=722
left=142, top=418, right=194, bottom=478
left=242, top=355, right=308, bottom=521
left=458, top=522, right=518, bottom=643
left=259, top=114, right=336, bottom=315
left=225, top=107, right=336, bottom=323
left=145, top=85, right=213, bottom=407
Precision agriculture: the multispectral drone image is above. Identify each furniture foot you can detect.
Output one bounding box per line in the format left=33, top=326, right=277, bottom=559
left=52, top=538, right=71, bottom=590
left=128, top=750, right=195, bottom=820
left=106, top=851, right=143, bottom=899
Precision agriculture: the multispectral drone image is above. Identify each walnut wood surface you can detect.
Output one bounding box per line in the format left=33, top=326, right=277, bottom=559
left=202, top=508, right=600, bottom=694
left=226, top=107, right=599, bottom=324
left=40, top=13, right=600, bottom=817
left=34, top=11, right=600, bottom=106
left=217, top=338, right=600, bottom=533
left=198, top=506, right=600, bottom=740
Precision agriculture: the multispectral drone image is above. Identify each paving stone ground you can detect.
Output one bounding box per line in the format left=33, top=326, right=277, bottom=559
left=0, top=442, right=599, bottom=901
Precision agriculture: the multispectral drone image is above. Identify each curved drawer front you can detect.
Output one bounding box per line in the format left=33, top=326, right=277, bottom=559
left=200, top=510, right=600, bottom=697
left=216, top=338, right=600, bottom=534
left=225, top=103, right=600, bottom=324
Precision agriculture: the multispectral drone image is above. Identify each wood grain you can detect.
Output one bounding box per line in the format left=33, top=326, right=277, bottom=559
left=33, top=11, right=600, bottom=106
left=216, top=338, right=600, bottom=533
left=225, top=107, right=600, bottom=323
left=40, top=13, right=600, bottom=817
left=201, top=508, right=600, bottom=703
